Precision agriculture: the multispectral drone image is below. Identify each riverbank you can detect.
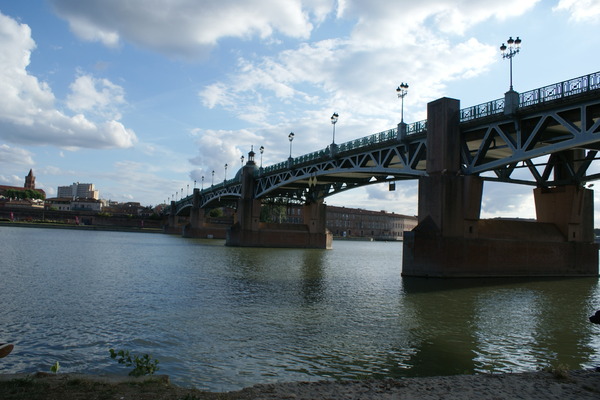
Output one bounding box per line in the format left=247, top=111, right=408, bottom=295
left=1, top=369, right=599, bottom=399
left=0, top=221, right=163, bottom=233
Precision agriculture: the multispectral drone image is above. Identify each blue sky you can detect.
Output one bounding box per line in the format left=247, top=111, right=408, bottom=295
left=1, top=0, right=599, bottom=222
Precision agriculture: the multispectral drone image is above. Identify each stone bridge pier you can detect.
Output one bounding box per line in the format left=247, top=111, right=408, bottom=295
left=226, top=153, right=332, bottom=248
left=163, top=200, right=183, bottom=234
left=402, top=97, right=598, bottom=277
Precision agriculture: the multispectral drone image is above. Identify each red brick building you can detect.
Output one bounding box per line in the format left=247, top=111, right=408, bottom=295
left=264, top=202, right=417, bottom=240
left=326, top=206, right=417, bottom=240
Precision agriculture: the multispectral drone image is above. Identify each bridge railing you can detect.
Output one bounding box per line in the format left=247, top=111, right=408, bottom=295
left=520, top=72, right=600, bottom=107
left=460, top=98, right=505, bottom=121
left=261, top=120, right=428, bottom=174
left=460, top=71, right=600, bottom=121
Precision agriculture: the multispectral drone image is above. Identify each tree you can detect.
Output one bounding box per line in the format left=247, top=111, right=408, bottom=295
left=209, top=208, right=223, bottom=217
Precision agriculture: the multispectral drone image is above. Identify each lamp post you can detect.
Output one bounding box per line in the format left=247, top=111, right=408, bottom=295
left=211, top=170, right=214, bottom=186
left=201, top=176, right=204, bottom=190
left=330, top=112, right=339, bottom=144
left=500, top=36, right=522, bottom=91
left=396, top=83, right=409, bottom=123
left=241, top=155, right=245, bottom=165
left=224, top=163, right=228, bottom=181
left=186, top=184, right=189, bottom=196
left=259, top=146, right=264, bottom=167
left=288, top=132, right=295, bottom=159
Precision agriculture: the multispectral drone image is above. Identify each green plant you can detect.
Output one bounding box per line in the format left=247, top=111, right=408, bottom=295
left=50, top=361, right=60, bottom=373
left=543, top=364, right=571, bottom=380
left=109, top=349, right=159, bottom=377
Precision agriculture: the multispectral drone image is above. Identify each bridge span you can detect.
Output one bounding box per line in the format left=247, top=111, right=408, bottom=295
left=167, top=71, right=600, bottom=277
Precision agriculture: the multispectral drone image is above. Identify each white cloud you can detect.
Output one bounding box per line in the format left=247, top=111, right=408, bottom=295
left=553, top=0, right=600, bottom=22
left=50, top=0, right=318, bottom=58
left=189, top=128, right=262, bottom=175
left=66, top=74, right=126, bottom=120
left=0, top=11, right=137, bottom=149
left=0, top=144, right=35, bottom=166
left=0, top=174, right=24, bottom=187
left=197, top=24, right=497, bottom=133
left=480, top=182, right=536, bottom=220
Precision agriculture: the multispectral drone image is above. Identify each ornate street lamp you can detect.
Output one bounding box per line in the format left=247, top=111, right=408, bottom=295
left=241, top=155, right=245, bottom=165
left=259, top=146, right=264, bottom=168
left=396, top=83, right=409, bottom=123
left=211, top=170, right=214, bottom=186
left=330, top=112, right=339, bottom=144
left=201, top=176, right=204, bottom=190
left=500, top=36, right=522, bottom=91
left=288, top=132, right=295, bottom=159
left=224, top=163, right=228, bottom=181
left=186, top=184, right=189, bottom=196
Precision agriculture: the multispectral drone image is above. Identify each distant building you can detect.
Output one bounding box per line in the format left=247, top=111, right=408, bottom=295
left=44, top=197, right=72, bottom=211
left=263, top=203, right=418, bottom=240
left=24, top=169, right=35, bottom=189
left=57, top=182, right=99, bottom=200
left=326, top=206, right=417, bottom=240
left=102, top=201, right=152, bottom=216
left=71, top=198, right=102, bottom=212
left=0, top=169, right=46, bottom=205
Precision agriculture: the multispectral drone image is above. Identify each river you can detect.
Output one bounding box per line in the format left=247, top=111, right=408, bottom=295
left=0, top=225, right=599, bottom=391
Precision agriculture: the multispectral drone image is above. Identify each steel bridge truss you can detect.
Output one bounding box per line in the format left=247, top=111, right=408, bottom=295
left=174, top=182, right=242, bottom=214
left=253, top=137, right=428, bottom=203
left=167, top=72, right=600, bottom=215
left=461, top=92, right=600, bottom=187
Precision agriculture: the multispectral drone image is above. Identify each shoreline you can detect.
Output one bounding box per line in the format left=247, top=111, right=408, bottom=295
left=0, top=220, right=163, bottom=234
left=1, top=369, right=599, bottom=399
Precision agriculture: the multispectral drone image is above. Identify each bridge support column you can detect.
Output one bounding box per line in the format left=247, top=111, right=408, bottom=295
left=535, top=184, right=594, bottom=242
left=402, top=97, right=598, bottom=277
left=303, top=200, right=333, bottom=249
left=225, top=159, right=261, bottom=246
left=226, top=151, right=332, bottom=248
left=183, top=188, right=228, bottom=238
left=164, top=200, right=182, bottom=234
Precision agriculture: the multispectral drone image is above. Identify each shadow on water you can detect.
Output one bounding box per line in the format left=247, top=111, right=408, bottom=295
left=401, top=276, right=598, bottom=294
left=300, top=250, right=326, bottom=304
left=399, top=276, right=600, bottom=376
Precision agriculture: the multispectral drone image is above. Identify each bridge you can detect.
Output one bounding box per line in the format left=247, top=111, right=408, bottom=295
left=166, top=71, right=600, bottom=278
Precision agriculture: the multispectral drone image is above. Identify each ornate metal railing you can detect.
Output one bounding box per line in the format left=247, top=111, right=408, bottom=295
left=460, top=71, right=600, bottom=121
left=460, top=98, right=505, bottom=121
left=262, top=120, right=428, bottom=174
left=520, top=72, right=600, bottom=107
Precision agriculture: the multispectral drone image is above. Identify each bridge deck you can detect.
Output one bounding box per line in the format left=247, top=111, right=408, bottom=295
left=170, top=71, right=600, bottom=213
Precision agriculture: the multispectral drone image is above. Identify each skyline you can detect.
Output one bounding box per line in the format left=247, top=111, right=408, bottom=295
left=1, top=1, right=600, bottom=222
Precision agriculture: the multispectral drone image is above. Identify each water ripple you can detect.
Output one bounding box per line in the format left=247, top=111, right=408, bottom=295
left=0, top=227, right=599, bottom=390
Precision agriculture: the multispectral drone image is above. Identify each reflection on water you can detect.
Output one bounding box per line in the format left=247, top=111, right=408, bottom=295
left=402, top=278, right=600, bottom=376
left=0, top=226, right=599, bottom=391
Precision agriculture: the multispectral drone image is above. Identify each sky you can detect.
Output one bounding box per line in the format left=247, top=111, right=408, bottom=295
left=1, top=0, right=600, bottom=223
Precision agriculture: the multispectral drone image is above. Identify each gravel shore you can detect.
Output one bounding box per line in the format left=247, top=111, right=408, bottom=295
left=2, top=369, right=600, bottom=399
left=236, top=369, right=600, bottom=399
